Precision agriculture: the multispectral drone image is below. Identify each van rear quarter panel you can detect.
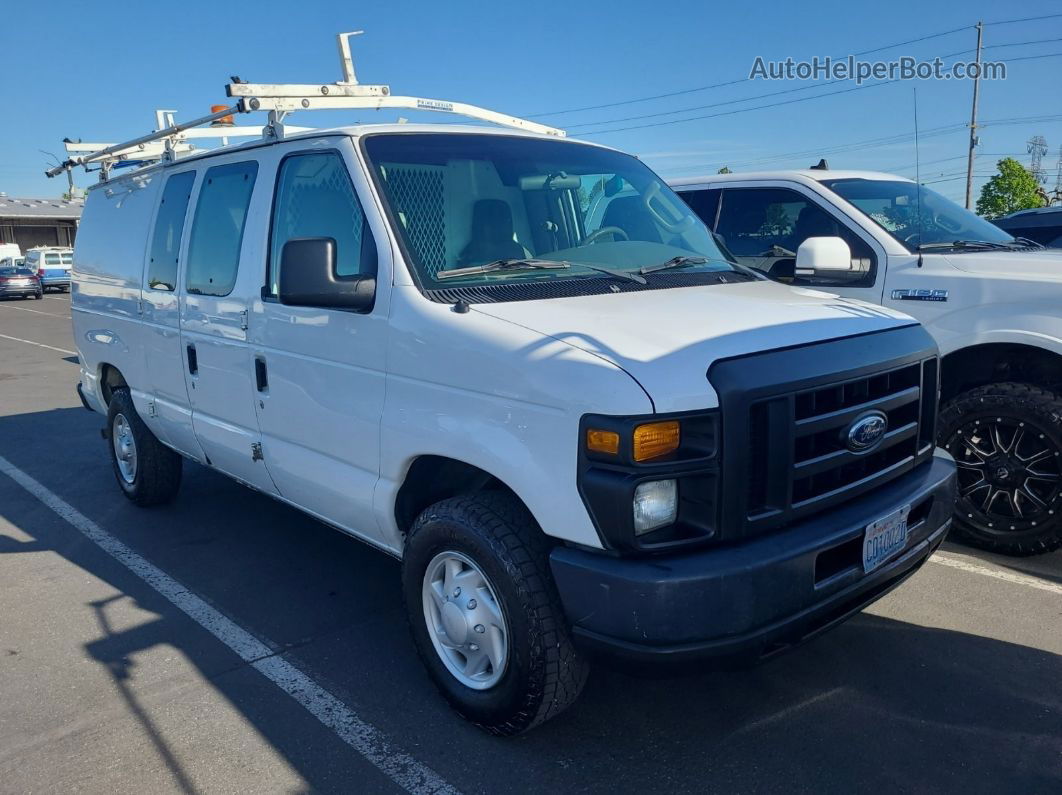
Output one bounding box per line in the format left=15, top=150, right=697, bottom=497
left=73, top=171, right=161, bottom=413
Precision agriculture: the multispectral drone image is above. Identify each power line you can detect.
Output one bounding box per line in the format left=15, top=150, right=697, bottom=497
left=939, top=36, right=1062, bottom=59
left=573, top=51, right=1062, bottom=137
left=985, top=12, right=1062, bottom=26
left=528, top=13, right=1061, bottom=120
left=528, top=23, right=972, bottom=118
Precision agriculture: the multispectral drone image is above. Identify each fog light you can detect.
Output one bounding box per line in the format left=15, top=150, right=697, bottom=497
left=633, top=479, right=678, bottom=535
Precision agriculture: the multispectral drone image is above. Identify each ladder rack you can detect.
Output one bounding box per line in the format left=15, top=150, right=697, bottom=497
left=47, top=31, right=564, bottom=182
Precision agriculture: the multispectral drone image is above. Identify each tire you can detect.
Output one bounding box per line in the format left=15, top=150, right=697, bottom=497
left=106, top=387, right=183, bottom=507
left=939, top=382, right=1062, bottom=556
left=33, top=291, right=42, bottom=300
left=402, top=492, right=589, bottom=735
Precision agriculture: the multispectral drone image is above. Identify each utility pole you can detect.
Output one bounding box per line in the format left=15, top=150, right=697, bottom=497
left=964, top=21, right=983, bottom=210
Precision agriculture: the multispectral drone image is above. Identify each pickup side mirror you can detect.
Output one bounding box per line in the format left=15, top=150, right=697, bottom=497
left=278, top=237, right=375, bottom=312
left=795, top=236, right=852, bottom=276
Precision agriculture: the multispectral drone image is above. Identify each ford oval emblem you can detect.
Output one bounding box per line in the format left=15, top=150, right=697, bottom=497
left=844, top=411, right=888, bottom=452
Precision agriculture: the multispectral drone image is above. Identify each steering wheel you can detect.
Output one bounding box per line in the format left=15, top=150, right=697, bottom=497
left=643, top=181, right=696, bottom=234
left=585, top=226, right=629, bottom=244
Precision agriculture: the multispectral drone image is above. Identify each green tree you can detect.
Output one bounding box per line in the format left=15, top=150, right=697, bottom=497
left=976, top=158, right=1046, bottom=219
left=717, top=166, right=732, bottom=174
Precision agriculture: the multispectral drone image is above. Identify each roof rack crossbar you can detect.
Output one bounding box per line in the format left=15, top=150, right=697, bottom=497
left=47, top=30, right=564, bottom=181
left=46, top=104, right=240, bottom=179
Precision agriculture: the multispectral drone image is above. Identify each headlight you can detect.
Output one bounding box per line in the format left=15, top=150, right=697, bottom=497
left=633, top=479, right=678, bottom=534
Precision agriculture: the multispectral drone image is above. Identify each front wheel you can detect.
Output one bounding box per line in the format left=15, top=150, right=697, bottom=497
left=106, top=388, right=183, bottom=506
left=402, top=492, right=588, bottom=735
left=939, top=382, right=1062, bottom=555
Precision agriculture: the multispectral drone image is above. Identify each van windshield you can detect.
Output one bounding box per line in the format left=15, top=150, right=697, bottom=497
left=821, top=178, right=1017, bottom=252
left=362, top=133, right=744, bottom=292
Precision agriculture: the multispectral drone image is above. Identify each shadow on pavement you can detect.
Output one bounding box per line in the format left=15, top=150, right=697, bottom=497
left=1, top=406, right=1060, bottom=793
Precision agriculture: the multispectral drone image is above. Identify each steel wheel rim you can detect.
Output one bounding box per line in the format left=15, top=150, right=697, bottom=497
left=422, top=550, right=509, bottom=690
left=946, top=415, right=1061, bottom=534
left=112, top=413, right=138, bottom=484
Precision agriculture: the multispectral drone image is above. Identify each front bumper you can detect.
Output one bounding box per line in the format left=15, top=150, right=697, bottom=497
left=550, top=449, right=956, bottom=665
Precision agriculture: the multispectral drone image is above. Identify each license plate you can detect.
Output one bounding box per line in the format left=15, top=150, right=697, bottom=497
left=863, top=504, right=910, bottom=573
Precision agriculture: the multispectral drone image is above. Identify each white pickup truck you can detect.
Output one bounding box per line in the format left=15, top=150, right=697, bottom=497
left=671, top=170, right=1061, bottom=555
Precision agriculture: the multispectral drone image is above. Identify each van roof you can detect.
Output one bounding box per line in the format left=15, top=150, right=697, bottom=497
left=85, top=124, right=614, bottom=192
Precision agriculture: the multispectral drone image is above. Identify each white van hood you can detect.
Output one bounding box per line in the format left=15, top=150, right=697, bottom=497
left=472, top=280, right=917, bottom=413
left=943, top=248, right=1062, bottom=281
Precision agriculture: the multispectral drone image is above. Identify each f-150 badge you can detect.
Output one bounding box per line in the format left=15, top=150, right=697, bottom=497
left=891, top=288, right=948, bottom=302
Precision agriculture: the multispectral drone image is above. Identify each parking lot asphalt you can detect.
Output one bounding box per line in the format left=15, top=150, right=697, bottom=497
left=0, top=292, right=1059, bottom=794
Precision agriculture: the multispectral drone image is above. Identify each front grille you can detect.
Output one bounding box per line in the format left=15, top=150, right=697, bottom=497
left=790, top=363, right=922, bottom=506
left=708, top=326, right=940, bottom=540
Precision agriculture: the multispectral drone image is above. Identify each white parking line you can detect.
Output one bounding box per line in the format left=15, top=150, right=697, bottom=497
left=0, top=454, right=458, bottom=795
left=45, top=295, right=70, bottom=301
left=929, top=551, right=1062, bottom=595
left=0, top=332, right=76, bottom=356
left=0, top=304, right=71, bottom=318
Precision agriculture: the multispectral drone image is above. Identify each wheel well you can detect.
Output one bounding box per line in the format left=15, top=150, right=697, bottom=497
left=394, top=456, right=520, bottom=537
left=941, top=343, right=1062, bottom=403
left=98, top=364, right=128, bottom=406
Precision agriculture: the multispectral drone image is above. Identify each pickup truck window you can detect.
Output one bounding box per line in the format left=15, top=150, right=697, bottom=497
left=710, top=187, right=875, bottom=287
left=147, top=171, right=195, bottom=291
left=186, top=161, right=259, bottom=297
left=362, top=133, right=741, bottom=294
left=821, top=178, right=1016, bottom=252
left=268, top=151, right=376, bottom=295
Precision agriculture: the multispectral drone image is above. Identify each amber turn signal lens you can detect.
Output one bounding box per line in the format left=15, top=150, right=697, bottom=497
left=586, top=429, right=620, bottom=455
left=633, top=421, right=680, bottom=461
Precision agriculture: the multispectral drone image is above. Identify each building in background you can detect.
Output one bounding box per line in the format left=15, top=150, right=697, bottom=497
left=0, top=195, right=83, bottom=252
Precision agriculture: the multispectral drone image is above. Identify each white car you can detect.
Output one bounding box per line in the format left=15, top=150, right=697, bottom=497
left=672, top=171, right=1062, bottom=556
left=69, top=121, right=956, bottom=734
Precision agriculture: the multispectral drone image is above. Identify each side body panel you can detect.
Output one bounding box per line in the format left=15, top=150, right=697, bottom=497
left=248, top=137, right=392, bottom=548
left=179, top=155, right=277, bottom=493
left=376, top=287, right=655, bottom=552
left=72, top=172, right=159, bottom=420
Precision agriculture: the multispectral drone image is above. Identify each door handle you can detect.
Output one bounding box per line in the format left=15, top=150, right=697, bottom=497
left=254, top=357, right=268, bottom=392
left=186, top=344, right=198, bottom=375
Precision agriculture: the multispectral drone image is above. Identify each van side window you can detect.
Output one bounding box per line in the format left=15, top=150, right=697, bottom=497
left=186, top=161, right=259, bottom=297
left=714, top=187, right=876, bottom=287
left=147, top=171, right=195, bottom=291
left=268, top=151, right=376, bottom=295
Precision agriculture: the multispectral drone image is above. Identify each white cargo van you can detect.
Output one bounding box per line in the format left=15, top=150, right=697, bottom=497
left=58, top=44, right=955, bottom=734
left=671, top=170, right=1062, bottom=556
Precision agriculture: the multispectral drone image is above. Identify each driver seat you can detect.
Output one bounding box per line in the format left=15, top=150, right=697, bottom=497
left=601, top=196, right=662, bottom=243
left=459, top=199, right=527, bottom=266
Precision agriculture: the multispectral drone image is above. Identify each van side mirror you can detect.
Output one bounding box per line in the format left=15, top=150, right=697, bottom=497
left=795, top=236, right=852, bottom=276
left=278, top=237, right=375, bottom=312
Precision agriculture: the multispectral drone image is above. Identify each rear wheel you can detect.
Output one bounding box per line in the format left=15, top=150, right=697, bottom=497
left=939, top=382, right=1062, bottom=555
left=402, top=492, right=588, bottom=735
left=106, top=388, right=183, bottom=506
left=33, top=291, right=42, bottom=300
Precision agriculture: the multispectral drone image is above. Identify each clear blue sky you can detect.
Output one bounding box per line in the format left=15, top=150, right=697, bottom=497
left=3, top=0, right=1060, bottom=205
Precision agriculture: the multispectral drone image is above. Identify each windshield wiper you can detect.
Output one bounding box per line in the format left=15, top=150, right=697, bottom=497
left=916, top=240, right=1013, bottom=252
left=639, top=254, right=758, bottom=278
left=436, top=259, right=570, bottom=280
left=1012, top=236, right=1045, bottom=249
left=575, top=262, right=647, bottom=284
left=639, top=255, right=708, bottom=274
